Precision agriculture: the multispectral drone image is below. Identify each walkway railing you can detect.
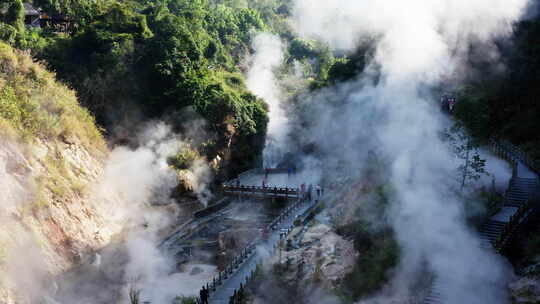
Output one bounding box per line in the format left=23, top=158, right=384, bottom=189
left=199, top=192, right=312, bottom=302
left=490, top=139, right=519, bottom=177
left=221, top=185, right=300, bottom=198
left=493, top=197, right=537, bottom=251
left=490, top=138, right=540, bottom=175
left=424, top=140, right=540, bottom=303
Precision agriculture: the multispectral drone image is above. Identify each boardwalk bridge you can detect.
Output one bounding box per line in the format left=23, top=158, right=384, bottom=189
left=181, top=168, right=319, bottom=304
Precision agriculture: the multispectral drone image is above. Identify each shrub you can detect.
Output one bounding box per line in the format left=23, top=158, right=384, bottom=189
left=341, top=227, right=399, bottom=300
left=168, top=148, right=201, bottom=170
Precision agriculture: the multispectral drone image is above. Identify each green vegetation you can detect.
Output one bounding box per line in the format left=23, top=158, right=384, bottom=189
left=168, top=148, right=201, bottom=170
left=0, top=0, right=273, bottom=177
left=0, top=41, right=105, bottom=151
left=453, top=16, right=540, bottom=167
left=0, top=0, right=351, bottom=177
left=0, top=42, right=103, bottom=215
left=337, top=221, right=399, bottom=301
left=334, top=183, right=399, bottom=301
left=0, top=0, right=25, bottom=33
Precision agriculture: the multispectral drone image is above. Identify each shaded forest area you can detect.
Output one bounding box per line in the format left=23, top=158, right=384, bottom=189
left=453, top=7, right=540, bottom=164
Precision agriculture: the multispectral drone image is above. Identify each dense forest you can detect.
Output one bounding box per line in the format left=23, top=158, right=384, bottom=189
left=0, top=0, right=345, bottom=177
left=453, top=12, right=540, bottom=164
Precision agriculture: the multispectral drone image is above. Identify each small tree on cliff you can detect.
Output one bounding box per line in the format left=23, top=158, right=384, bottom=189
left=444, top=123, right=487, bottom=191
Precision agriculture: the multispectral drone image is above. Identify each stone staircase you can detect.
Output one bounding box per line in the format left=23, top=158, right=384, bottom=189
left=424, top=141, right=540, bottom=304
left=479, top=177, right=538, bottom=247
left=423, top=281, right=445, bottom=304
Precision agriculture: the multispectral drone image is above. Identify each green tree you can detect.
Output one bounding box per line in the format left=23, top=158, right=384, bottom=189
left=1, top=0, right=24, bottom=33
left=444, top=124, right=487, bottom=191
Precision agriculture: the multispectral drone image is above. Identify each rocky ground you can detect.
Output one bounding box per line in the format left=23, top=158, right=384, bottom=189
left=509, top=261, right=540, bottom=304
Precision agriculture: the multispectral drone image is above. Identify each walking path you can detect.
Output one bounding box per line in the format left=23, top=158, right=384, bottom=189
left=424, top=141, right=540, bottom=304
left=209, top=198, right=317, bottom=304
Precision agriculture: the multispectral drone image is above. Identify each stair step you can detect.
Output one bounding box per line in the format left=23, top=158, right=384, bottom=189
left=505, top=203, right=523, bottom=207
left=481, top=230, right=503, bottom=236
left=481, top=233, right=500, bottom=239
left=480, top=240, right=493, bottom=248
left=482, top=226, right=504, bottom=233
left=484, top=234, right=498, bottom=241
left=506, top=190, right=529, bottom=194
left=513, top=178, right=539, bottom=182
left=506, top=193, right=529, bottom=198
left=481, top=231, right=500, bottom=238
left=484, top=220, right=506, bottom=226
left=506, top=189, right=529, bottom=194
left=482, top=223, right=505, bottom=228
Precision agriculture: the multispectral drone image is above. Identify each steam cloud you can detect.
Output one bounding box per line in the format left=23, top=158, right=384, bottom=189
left=246, top=33, right=288, bottom=167
left=92, top=122, right=216, bottom=303
left=283, top=0, right=529, bottom=303
left=0, top=122, right=216, bottom=304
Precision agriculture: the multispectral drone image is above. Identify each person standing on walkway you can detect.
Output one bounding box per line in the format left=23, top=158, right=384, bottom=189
left=238, top=284, right=245, bottom=303
left=200, top=286, right=209, bottom=304
left=316, top=185, right=321, bottom=197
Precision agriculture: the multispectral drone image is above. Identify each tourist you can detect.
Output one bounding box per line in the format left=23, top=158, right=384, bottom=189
left=200, top=286, right=209, bottom=304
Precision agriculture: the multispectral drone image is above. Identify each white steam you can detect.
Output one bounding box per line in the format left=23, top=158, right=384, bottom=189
left=38, top=122, right=216, bottom=304
left=97, top=122, right=215, bottom=302
left=246, top=33, right=287, bottom=167
left=287, top=0, right=529, bottom=303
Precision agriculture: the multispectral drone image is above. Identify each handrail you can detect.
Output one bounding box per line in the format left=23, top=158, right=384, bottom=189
left=493, top=197, right=536, bottom=251
left=222, top=184, right=301, bottom=196
left=423, top=140, right=539, bottom=303
left=200, top=191, right=313, bottom=300
left=490, top=138, right=540, bottom=175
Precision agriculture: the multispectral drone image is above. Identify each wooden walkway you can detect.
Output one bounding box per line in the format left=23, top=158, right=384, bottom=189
left=207, top=197, right=317, bottom=303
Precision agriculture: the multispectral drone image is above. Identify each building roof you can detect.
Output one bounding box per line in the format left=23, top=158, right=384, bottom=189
left=24, top=2, right=40, bottom=16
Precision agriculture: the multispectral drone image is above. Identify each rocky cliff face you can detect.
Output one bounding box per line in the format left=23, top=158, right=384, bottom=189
left=0, top=43, right=121, bottom=303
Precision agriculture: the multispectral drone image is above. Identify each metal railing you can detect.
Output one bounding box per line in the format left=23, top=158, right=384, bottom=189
left=490, top=138, right=540, bottom=175
left=490, top=139, right=519, bottom=177
left=198, top=192, right=313, bottom=302
left=493, top=198, right=535, bottom=251
left=222, top=185, right=300, bottom=198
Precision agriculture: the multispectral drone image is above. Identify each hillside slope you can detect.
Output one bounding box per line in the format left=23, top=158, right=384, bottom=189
left=0, top=42, right=120, bottom=303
